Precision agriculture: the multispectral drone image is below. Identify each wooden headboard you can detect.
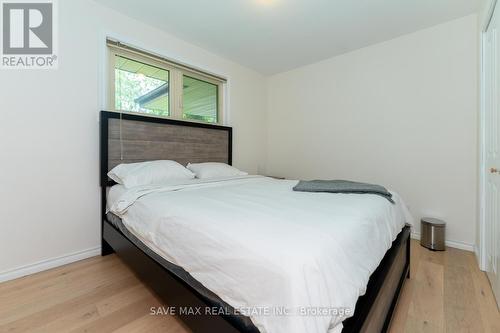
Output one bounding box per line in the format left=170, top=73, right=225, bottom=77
left=100, top=111, right=232, bottom=187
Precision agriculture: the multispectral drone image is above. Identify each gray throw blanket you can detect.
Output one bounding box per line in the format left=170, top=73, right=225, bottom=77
left=293, top=179, right=394, bottom=203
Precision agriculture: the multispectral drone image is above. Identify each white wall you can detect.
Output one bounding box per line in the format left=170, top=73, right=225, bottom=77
left=479, top=0, right=495, bottom=26
left=266, top=15, right=478, bottom=248
left=0, top=0, right=267, bottom=277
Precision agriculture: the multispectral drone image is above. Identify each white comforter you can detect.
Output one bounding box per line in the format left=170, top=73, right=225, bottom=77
left=108, top=176, right=413, bottom=333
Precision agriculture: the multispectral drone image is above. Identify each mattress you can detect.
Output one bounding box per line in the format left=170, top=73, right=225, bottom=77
left=107, top=176, right=413, bottom=333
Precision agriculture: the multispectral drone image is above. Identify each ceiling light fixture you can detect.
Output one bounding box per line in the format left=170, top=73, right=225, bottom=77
left=256, top=0, right=275, bottom=5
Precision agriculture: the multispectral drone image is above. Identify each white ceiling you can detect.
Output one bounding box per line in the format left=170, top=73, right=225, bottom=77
left=95, top=0, right=480, bottom=75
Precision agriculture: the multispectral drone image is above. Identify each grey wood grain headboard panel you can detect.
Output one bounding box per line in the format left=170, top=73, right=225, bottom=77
left=100, top=111, right=232, bottom=186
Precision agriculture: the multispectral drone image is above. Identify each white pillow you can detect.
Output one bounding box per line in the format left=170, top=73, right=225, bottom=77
left=187, top=162, right=248, bottom=179
left=108, top=160, right=195, bottom=188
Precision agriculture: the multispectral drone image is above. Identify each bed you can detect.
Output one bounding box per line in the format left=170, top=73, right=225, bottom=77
left=100, top=110, right=412, bottom=333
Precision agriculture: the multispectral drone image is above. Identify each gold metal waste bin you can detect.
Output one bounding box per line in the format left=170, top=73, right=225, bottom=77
left=420, top=217, right=446, bottom=251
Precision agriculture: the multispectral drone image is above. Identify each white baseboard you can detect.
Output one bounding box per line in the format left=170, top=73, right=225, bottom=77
left=411, top=232, right=474, bottom=252
left=0, top=247, right=101, bottom=283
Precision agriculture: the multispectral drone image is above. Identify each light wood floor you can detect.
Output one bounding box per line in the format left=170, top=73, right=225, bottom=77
left=0, top=240, right=499, bottom=333
left=389, top=241, right=500, bottom=333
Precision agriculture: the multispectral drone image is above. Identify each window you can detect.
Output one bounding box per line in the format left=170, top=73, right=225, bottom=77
left=108, top=40, right=224, bottom=124
left=114, top=56, right=169, bottom=117
left=183, top=75, right=218, bottom=123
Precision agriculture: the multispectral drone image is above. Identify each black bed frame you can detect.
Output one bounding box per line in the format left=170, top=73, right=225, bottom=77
left=99, top=110, right=411, bottom=333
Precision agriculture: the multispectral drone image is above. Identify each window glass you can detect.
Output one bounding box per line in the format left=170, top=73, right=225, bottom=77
left=182, top=75, right=218, bottom=123
left=114, top=55, right=169, bottom=116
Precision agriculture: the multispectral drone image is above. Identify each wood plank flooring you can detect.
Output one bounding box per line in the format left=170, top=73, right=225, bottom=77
left=0, top=240, right=498, bottom=333
left=388, top=241, right=500, bottom=333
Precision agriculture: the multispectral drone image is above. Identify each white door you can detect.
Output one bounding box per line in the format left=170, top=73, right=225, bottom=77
left=484, top=3, right=500, bottom=306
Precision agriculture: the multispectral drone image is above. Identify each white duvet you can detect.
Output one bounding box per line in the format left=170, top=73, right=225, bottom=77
left=108, top=176, right=413, bottom=333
